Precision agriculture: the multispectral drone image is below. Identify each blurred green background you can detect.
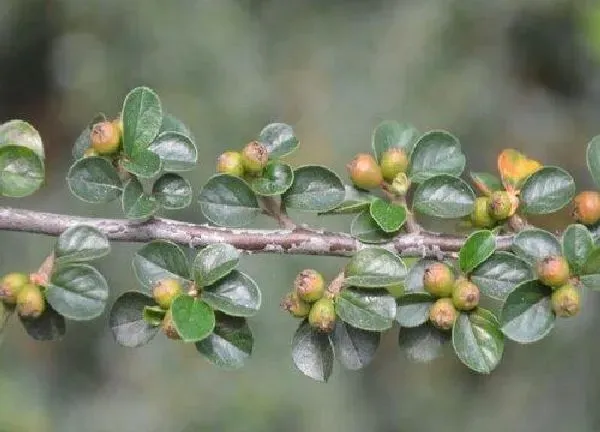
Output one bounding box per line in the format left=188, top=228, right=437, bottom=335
left=2, top=0, right=600, bottom=431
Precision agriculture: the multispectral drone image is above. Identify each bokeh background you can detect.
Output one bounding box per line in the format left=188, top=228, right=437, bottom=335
left=2, top=0, right=600, bottom=431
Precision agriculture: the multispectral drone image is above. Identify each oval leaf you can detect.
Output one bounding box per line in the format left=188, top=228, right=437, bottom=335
left=321, top=185, right=375, bottom=215
left=0, top=146, right=44, bottom=197
left=398, top=324, right=449, bottom=363
left=249, top=161, right=294, bottom=196
left=395, top=293, right=435, bottom=328
left=46, top=264, right=109, bottom=321
left=413, top=175, right=475, bottom=219
left=501, top=280, right=554, bottom=344
left=148, top=131, right=197, bottom=172
left=471, top=252, right=534, bottom=300
left=195, top=313, right=253, bottom=370
left=121, top=150, right=162, bottom=179
left=350, top=210, right=396, bottom=244
left=512, top=228, right=561, bottom=264
left=283, top=165, right=345, bottom=212
left=152, top=173, right=193, bottom=210
left=198, top=174, right=260, bottom=227
left=193, top=243, right=240, bottom=287
left=498, top=148, right=542, bottom=192
left=562, top=224, right=594, bottom=275
left=109, top=292, right=159, bottom=347
left=171, top=296, right=215, bottom=342
left=459, top=230, right=496, bottom=274
left=258, top=123, right=299, bottom=158
left=335, top=288, right=396, bottom=332
left=371, top=121, right=419, bottom=163
left=369, top=198, right=407, bottom=233
left=202, top=270, right=261, bottom=317
left=20, top=306, right=66, bottom=342
left=122, top=177, right=159, bottom=220
left=470, top=171, right=502, bottom=196
left=122, top=86, right=162, bottom=156
left=408, top=131, right=465, bottom=183
left=0, top=119, right=45, bottom=159
left=67, top=156, right=122, bottom=203
left=586, top=135, right=600, bottom=188
left=55, top=224, right=110, bottom=265
left=291, top=320, right=334, bottom=382
left=520, top=167, right=575, bottom=215
left=452, top=309, right=504, bottom=374
left=331, top=322, right=380, bottom=370
left=344, top=248, right=407, bottom=288
left=132, top=240, right=190, bottom=292
left=159, top=113, right=192, bottom=137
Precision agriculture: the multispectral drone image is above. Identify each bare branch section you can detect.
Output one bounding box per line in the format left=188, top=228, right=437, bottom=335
left=0, top=207, right=514, bottom=258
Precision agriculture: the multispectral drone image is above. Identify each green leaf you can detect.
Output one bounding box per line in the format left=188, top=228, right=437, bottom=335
left=152, top=173, right=192, bottom=210
left=371, top=121, right=419, bottom=163
left=408, top=130, right=465, bottom=183
left=46, top=264, right=109, bottom=321
left=469, top=171, right=502, bottom=196
left=258, top=123, right=299, bottom=158
left=67, top=157, right=122, bottom=203
left=202, top=270, right=261, bottom=317
left=331, top=322, right=380, bottom=370
left=121, top=150, right=162, bottom=179
left=586, top=135, right=600, bottom=188
left=395, top=293, right=435, bottom=328
left=320, top=185, right=375, bottom=215
left=452, top=309, right=504, bottom=374
left=198, top=174, right=260, bottom=227
left=0, top=146, right=44, bottom=197
left=398, top=324, right=449, bottom=363
left=193, top=243, right=240, bottom=287
left=369, top=198, right=407, bottom=233
left=195, top=313, right=253, bottom=370
left=171, top=295, right=215, bottom=342
left=501, top=280, right=554, bottom=344
left=159, top=112, right=192, bottom=137
left=55, top=224, right=110, bottom=265
left=109, top=292, right=159, bottom=347
left=20, top=306, right=66, bottom=342
left=142, top=305, right=165, bottom=326
left=413, top=175, right=475, bottom=219
left=122, top=86, right=162, bottom=156
left=459, top=230, right=496, bottom=274
left=132, top=240, right=190, bottom=292
left=291, top=320, right=334, bottom=382
left=344, top=248, right=407, bottom=288
left=580, top=272, right=600, bottom=290
left=122, top=177, right=159, bottom=220
left=0, top=119, right=45, bottom=159
left=562, top=224, right=594, bottom=275
left=283, top=165, right=345, bottom=212
left=519, top=167, right=575, bottom=215
left=404, top=258, right=437, bottom=294
left=471, top=252, right=534, bottom=300
left=350, top=210, right=396, bottom=244
left=72, top=114, right=106, bottom=160
left=148, top=131, right=197, bottom=172
left=335, top=288, right=396, bottom=331
left=249, top=161, right=294, bottom=196
left=512, top=228, right=561, bottom=264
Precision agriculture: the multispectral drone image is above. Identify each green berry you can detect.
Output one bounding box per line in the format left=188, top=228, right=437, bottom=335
left=241, top=141, right=268, bottom=175
left=452, top=278, right=480, bottom=311
left=470, top=197, right=495, bottom=228
left=294, top=269, right=325, bottom=303
left=573, top=191, right=600, bottom=225
left=152, top=279, right=183, bottom=310
left=429, top=298, right=457, bottom=331
left=308, top=298, right=336, bottom=333
left=216, top=151, right=245, bottom=177
left=281, top=292, right=311, bottom=318
left=347, top=153, right=383, bottom=190
left=423, top=262, right=455, bottom=297
left=380, top=148, right=409, bottom=182
left=161, top=308, right=181, bottom=340
left=0, top=272, right=29, bottom=304
left=551, top=284, right=580, bottom=317
left=16, top=283, right=45, bottom=319
left=536, top=255, right=570, bottom=288
left=488, top=191, right=513, bottom=220
left=90, top=121, right=121, bottom=155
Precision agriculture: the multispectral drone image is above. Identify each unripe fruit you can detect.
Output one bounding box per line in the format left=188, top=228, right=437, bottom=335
left=16, top=284, right=45, bottom=319
left=573, top=191, right=600, bottom=225
left=308, top=298, right=336, bottom=333
left=83, top=148, right=99, bottom=157
left=90, top=121, right=121, bottom=155
left=488, top=191, right=513, bottom=220
left=470, top=197, right=495, bottom=228
left=380, top=148, right=409, bottom=182
left=536, top=255, right=570, bottom=288
left=347, top=153, right=383, bottom=190
left=390, top=172, right=411, bottom=196
left=216, top=151, right=245, bottom=177
left=241, top=141, right=268, bottom=175
left=153, top=278, right=183, bottom=310
left=423, top=262, right=455, bottom=297
left=0, top=272, right=29, bottom=304
left=551, top=284, right=580, bottom=317
left=429, top=298, right=457, bottom=331
left=452, top=278, right=480, bottom=311
left=294, top=269, right=325, bottom=303
left=281, top=292, right=311, bottom=318
left=161, top=308, right=181, bottom=340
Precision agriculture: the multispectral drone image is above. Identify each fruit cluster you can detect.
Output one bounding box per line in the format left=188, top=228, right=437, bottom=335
left=0, top=272, right=46, bottom=320
left=150, top=278, right=183, bottom=339
left=347, top=149, right=409, bottom=192
left=470, top=191, right=516, bottom=228
left=216, top=141, right=269, bottom=178
left=536, top=255, right=580, bottom=317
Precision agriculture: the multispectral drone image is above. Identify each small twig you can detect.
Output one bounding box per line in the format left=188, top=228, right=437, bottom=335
left=325, top=272, right=346, bottom=298
left=507, top=214, right=528, bottom=233
left=380, top=184, right=421, bottom=233
left=260, top=197, right=297, bottom=229
left=30, top=253, right=55, bottom=286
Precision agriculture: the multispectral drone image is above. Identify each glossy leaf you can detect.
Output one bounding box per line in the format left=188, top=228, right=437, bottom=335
left=0, top=146, right=44, bottom=197
left=122, top=86, right=162, bottom=156
left=67, top=157, right=122, bottom=203
left=159, top=112, right=192, bottom=137
left=109, top=292, right=159, bottom=347
left=171, top=295, right=215, bottom=342
left=408, top=130, right=465, bottom=183
left=122, top=177, right=159, bottom=220
left=332, top=322, right=380, bottom=370
left=55, top=225, right=110, bottom=265
left=198, top=174, right=260, bottom=227
left=398, top=324, right=449, bottom=363
left=586, top=135, right=600, bottom=188
left=20, top=306, right=66, bottom=342
left=321, top=185, right=375, bottom=215
left=152, top=173, right=193, bottom=210
left=497, top=148, right=542, bottom=192
left=335, top=288, right=396, bottom=331
left=350, top=210, right=396, bottom=244
left=520, top=167, right=575, bottom=215
left=562, top=224, right=594, bottom=275
left=404, top=258, right=437, bottom=294
left=132, top=240, right=190, bottom=292
left=121, top=150, right=162, bottom=179
left=291, top=320, right=334, bottom=382
left=471, top=252, right=534, bottom=300
left=395, top=293, right=435, bottom=328
left=46, top=264, right=109, bottom=321
left=512, top=228, right=561, bottom=264
left=249, top=161, right=294, bottom=196
left=344, top=248, right=407, bottom=288
left=258, top=123, right=299, bottom=158
left=0, top=119, right=45, bottom=159
left=193, top=243, right=240, bottom=287
left=148, top=131, right=197, bottom=172
left=413, top=175, right=475, bottom=218
left=459, top=230, right=496, bottom=274
left=371, top=121, right=419, bottom=163
left=283, top=165, right=345, bottom=212
left=202, top=270, right=261, bottom=317
left=369, top=198, right=407, bottom=233
left=470, top=171, right=502, bottom=196
left=195, top=313, right=253, bottom=370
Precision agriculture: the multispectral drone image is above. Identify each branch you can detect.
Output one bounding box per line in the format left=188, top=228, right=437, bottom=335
left=0, top=206, right=514, bottom=258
